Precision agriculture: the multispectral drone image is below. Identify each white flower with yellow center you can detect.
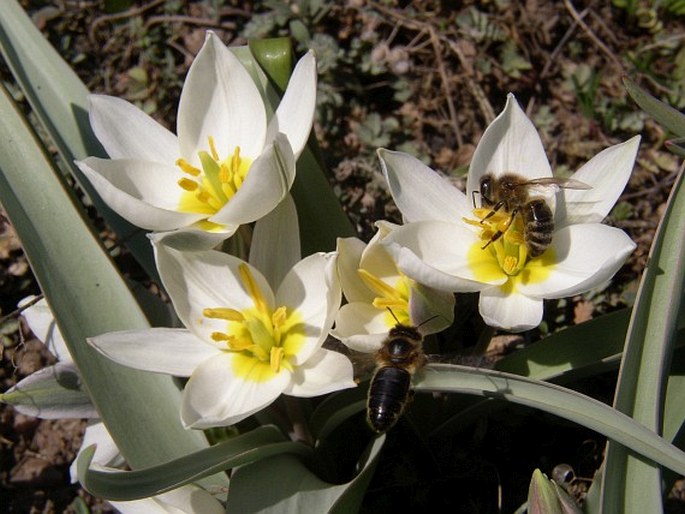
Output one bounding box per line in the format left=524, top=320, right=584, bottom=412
left=76, top=31, right=316, bottom=236
left=88, top=200, right=354, bottom=428
left=331, top=222, right=454, bottom=352
left=378, top=93, right=640, bottom=332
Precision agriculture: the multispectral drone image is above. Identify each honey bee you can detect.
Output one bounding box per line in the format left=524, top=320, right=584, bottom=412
left=477, top=172, right=591, bottom=257
left=367, top=323, right=427, bottom=433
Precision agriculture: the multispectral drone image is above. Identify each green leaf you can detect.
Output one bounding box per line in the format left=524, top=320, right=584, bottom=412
left=77, top=426, right=304, bottom=501
left=495, top=309, right=630, bottom=381
left=291, top=142, right=357, bottom=254
left=309, top=382, right=368, bottom=441
left=665, top=137, right=685, bottom=157
left=414, top=364, right=685, bottom=476
left=600, top=164, right=685, bottom=512
left=0, top=0, right=156, bottom=279
left=0, top=85, right=221, bottom=483
left=624, top=76, right=685, bottom=137
left=226, top=435, right=384, bottom=513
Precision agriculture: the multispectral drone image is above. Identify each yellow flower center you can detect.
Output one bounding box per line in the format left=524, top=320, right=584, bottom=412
left=464, top=208, right=555, bottom=293
left=203, top=264, right=304, bottom=382
left=176, top=137, right=252, bottom=230
left=357, top=268, right=412, bottom=327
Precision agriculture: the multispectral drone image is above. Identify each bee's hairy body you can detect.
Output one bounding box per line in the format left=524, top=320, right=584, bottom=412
left=479, top=172, right=556, bottom=258
left=367, top=324, right=426, bottom=433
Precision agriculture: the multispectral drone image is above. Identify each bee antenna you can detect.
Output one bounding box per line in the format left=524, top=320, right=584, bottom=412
left=386, top=307, right=401, bottom=325
left=417, top=314, right=441, bottom=329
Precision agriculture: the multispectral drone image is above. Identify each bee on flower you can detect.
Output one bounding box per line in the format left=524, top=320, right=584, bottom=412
left=378, top=93, right=640, bottom=332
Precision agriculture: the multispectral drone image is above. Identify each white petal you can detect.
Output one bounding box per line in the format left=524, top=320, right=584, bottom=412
left=77, top=158, right=205, bottom=231
left=378, top=149, right=471, bottom=223
left=19, top=296, right=71, bottom=362
left=147, top=229, right=229, bottom=251
left=520, top=224, right=636, bottom=298
left=382, top=221, right=503, bottom=291
left=558, top=136, right=641, bottom=226
left=70, top=421, right=123, bottom=483
left=181, top=352, right=290, bottom=428
left=249, top=194, right=301, bottom=288
left=331, top=302, right=392, bottom=352
left=336, top=237, right=373, bottom=303
left=111, top=485, right=225, bottom=514
left=88, top=328, right=219, bottom=376
left=178, top=32, right=266, bottom=161
left=408, top=283, right=455, bottom=333
left=479, top=286, right=543, bottom=332
left=152, top=243, right=275, bottom=341
left=88, top=95, right=178, bottom=162
left=276, top=252, right=340, bottom=365
left=3, top=362, right=98, bottom=419
left=209, top=134, right=295, bottom=226
left=266, top=50, right=317, bottom=159
left=467, top=93, right=552, bottom=202
left=285, top=349, right=356, bottom=397
left=359, top=226, right=403, bottom=281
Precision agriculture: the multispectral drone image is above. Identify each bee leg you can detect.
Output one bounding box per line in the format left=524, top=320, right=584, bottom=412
left=480, top=199, right=506, bottom=223
left=481, top=207, right=518, bottom=249
left=471, top=190, right=481, bottom=208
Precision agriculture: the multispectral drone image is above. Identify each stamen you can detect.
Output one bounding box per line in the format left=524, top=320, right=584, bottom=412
left=196, top=191, right=221, bottom=210
left=372, top=297, right=407, bottom=310
left=503, top=255, right=518, bottom=275
left=211, top=332, right=231, bottom=342
left=176, top=158, right=201, bottom=177
left=228, top=337, right=254, bottom=352
left=272, top=306, right=287, bottom=328
left=204, top=308, right=244, bottom=322
left=178, top=178, right=199, bottom=191
left=270, top=346, right=285, bottom=372
left=358, top=269, right=402, bottom=301
left=239, top=264, right=269, bottom=315
left=208, top=136, right=220, bottom=161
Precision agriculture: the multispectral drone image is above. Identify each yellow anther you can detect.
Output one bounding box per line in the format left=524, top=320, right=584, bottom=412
left=195, top=191, right=221, bottom=210
left=208, top=136, right=220, bottom=161
left=176, top=158, right=201, bottom=176
left=239, top=264, right=269, bottom=315
left=272, top=306, right=287, bottom=328
left=178, top=177, right=199, bottom=191
left=228, top=337, right=254, bottom=352
left=203, top=308, right=244, bottom=322
left=358, top=269, right=402, bottom=301
left=270, top=346, right=285, bottom=372
left=503, top=255, right=518, bottom=275
left=372, top=297, right=406, bottom=310
left=211, top=332, right=232, bottom=342
left=231, top=146, right=241, bottom=170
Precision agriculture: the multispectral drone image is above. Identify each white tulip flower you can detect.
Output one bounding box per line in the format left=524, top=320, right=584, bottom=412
left=76, top=31, right=316, bottom=237
left=331, top=221, right=454, bottom=353
left=89, top=200, right=355, bottom=429
left=378, top=94, right=640, bottom=332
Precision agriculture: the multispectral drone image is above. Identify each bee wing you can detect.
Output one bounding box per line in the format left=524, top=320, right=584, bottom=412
left=525, top=178, right=591, bottom=199
left=526, top=177, right=592, bottom=190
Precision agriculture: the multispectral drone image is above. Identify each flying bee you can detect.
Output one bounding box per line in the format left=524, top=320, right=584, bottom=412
left=476, top=172, right=591, bottom=258
left=367, top=322, right=426, bottom=433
